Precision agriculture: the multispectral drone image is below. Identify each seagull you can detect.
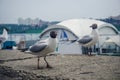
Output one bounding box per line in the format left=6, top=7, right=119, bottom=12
left=29, top=31, right=57, bottom=69
left=0, top=29, right=8, bottom=49
left=77, top=24, right=98, bottom=55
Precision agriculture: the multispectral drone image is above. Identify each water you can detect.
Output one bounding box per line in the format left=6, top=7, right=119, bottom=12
left=8, top=33, right=40, bottom=43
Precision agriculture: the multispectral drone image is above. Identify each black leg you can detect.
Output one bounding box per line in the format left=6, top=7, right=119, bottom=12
left=89, top=47, right=92, bottom=56
left=37, top=56, right=40, bottom=69
left=44, top=56, right=52, bottom=68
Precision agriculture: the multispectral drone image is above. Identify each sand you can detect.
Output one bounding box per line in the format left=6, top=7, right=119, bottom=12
left=0, top=50, right=120, bottom=80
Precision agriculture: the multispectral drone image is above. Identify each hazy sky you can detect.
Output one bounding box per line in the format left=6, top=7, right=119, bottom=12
left=0, top=0, right=120, bottom=23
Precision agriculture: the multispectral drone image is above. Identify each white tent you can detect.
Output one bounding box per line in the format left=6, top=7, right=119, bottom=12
left=104, top=35, right=120, bottom=46
left=39, top=18, right=119, bottom=54
left=110, top=35, right=120, bottom=46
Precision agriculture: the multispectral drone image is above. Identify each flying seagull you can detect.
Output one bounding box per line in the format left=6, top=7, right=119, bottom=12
left=29, top=31, right=57, bottom=69
left=78, top=24, right=98, bottom=55
left=0, top=29, right=8, bottom=49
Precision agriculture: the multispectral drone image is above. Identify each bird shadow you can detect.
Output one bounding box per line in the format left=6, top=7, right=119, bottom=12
left=23, top=65, right=53, bottom=70
left=80, top=72, right=94, bottom=74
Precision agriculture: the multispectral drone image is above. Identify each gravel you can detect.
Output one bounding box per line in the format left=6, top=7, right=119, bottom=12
left=0, top=65, right=71, bottom=80
left=0, top=50, right=120, bottom=80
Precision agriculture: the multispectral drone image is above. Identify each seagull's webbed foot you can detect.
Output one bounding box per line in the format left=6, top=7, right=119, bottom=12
left=46, top=64, right=52, bottom=68
left=37, top=56, right=40, bottom=69
left=44, top=56, right=52, bottom=69
left=37, top=66, right=40, bottom=69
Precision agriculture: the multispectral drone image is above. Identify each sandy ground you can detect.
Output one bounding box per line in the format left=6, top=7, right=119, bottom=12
left=0, top=50, right=120, bottom=80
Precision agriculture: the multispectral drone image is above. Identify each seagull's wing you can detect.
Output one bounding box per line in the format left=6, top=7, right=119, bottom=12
left=0, top=37, right=6, bottom=43
left=78, top=35, right=93, bottom=44
left=30, top=40, right=48, bottom=53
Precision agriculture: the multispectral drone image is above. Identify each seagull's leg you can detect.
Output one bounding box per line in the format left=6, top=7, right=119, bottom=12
left=37, top=56, right=40, bottom=69
left=44, top=56, right=52, bottom=68
left=88, top=47, right=92, bottom=56
left=0, top=43, right=2, bottom=49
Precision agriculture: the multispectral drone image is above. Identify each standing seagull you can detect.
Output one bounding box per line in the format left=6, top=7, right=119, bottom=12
left=29, top=31, right=57, bottom=69
left=0, top=29, right=8, bottom=49
left=78, top=24, right=98, bottom=55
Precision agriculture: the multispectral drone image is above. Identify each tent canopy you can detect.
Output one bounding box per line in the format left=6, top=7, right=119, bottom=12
left=39, top=18, right=119, bottom=45
left=58, top=19, right=119, bottom=37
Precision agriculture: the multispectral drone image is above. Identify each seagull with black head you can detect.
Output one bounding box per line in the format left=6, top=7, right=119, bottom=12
left=29, top=31, right=57, bottom=69
left=78, top=23, right=98, bottom=55
left=0, top=28, right=8, bottom=49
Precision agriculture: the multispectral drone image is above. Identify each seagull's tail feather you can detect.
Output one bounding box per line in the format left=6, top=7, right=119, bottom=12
left=20, top=48, right=29, bottom=52
left=2, top=29, right=8, bottom=40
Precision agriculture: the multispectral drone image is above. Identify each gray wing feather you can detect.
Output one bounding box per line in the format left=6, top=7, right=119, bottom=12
left=0, top=37, right=6, bottom=43
left=78, top=35, right=92, bottom=44
left=30, top=44, right=47, bottom=52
